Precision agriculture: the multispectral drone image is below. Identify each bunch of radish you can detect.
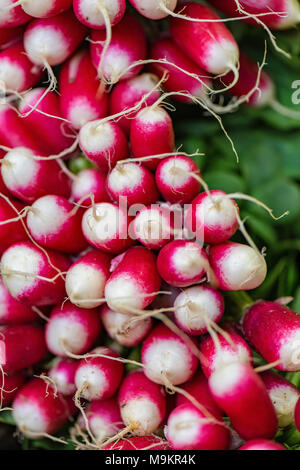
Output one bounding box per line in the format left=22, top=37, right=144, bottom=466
left=0, top=0, right=298, bottom=452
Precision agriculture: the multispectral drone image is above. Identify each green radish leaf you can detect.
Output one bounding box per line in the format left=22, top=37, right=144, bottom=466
left=204, top=170, right=247, bottom=194
left=0, top=410, right=15, bottom=426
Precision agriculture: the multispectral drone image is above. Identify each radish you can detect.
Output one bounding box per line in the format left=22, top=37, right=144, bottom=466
left=0, top=25, right=25, bottom=49
left=103, top=435, right=171, bottom=450
left=1, top=147, right=71, bottom=203
left=59, top=49, right=108, bottom=130
left=150, top=38, right=211, bottom=103
left=175, top=371, right=223, bottom=419
left=45, top=301, right=101, bottom=357
left=208, top=362, right=278, bottom=440
left=238, top=439, right=287, bottom=450
left=129, top=0, right=177, bottom=20
left=11, top=0, right=73, bottom=19
left=141, top=323, right=198, bottom=386
left=170, top=3, right=239, bottom=78
left=0, top=324, right=47, bottom=372
left=48, top=358, right=78, bottom=396
left=24, top=10, right=87, bottom=67
left=260, top=371, right=300, bottom=427
left=132, top=205, right=175, bottom=250
left=208, top=0, right=300, bottom=30
left=173, top=285, right=224, bottom=335
left=90, top=14, right=147, bottom=84
left=130, top=106, right=175, bottom=171
left=166, top=403, right=230, bottom=450
left=71, top=168, right=110, bottom=205
left=0, top=41, right=43, bottom=92
left=13, top=377, right=75, bottom=438
left=155, top=155, right=201, bottom=205
left=101, top=304, right=153, bottom=347
left=65, top=250, right=111, bottom=309
left=118, top=370, right=166, bottom=436
left=295, top=396, right=300, bottom=432
left=27, top=195, right=87, bottom=254
left=0, top=278, right=38, bottom=324
left=73, top=0, right=125, bottom=29
left=105, top=246, right=161, bottom=314
left=79, top=120, right=129, bottom=171
left=208, top=242, right=267, bottom=291
left=0, top=104, right=46, bottom=153
left=107, top=162, right=160, bottom=208
left=19, top=88, right=74, bottom=154
left=0, top=370, right=25, bottom=406
left=109, top=73, right=161, bottom=134
left=0, top=173, right=9, bottom=197
left=82, top=202, right=134, bottom=254
left=74, top=346, right=124, bottom=401
left=243, top=301, right=300, bottom=372
left=1, top=241, right=70, bottom=306
left=199, top=326, right=253, bottom=379
left=157, top=240, right=209, bottom=288
left=0, top=0, right=31, bottom=28
left=78, top=397, right=122, bottom=442
left=0, top=197, right=28, bottom=255
left=184, top=190, right=239, bottom=245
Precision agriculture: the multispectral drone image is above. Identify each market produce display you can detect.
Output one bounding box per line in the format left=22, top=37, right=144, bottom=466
left=0, top=0, right=300, bottom=452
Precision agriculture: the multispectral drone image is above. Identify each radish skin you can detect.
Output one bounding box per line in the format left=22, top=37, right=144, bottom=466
left=243, top=301, right=300, bottom=372
left=45, top=301, right=101, bottom=357
left=59, top=49, right=108, bottom=130
left=0, top=0, right=31, bottom=28
left=48, top=358, right=78, bottom=396
left=132, top=205, right=175, bottom=250
left=0, top=25, right=25, bottom=49
left=118, top=370, right=166, bottom=436
left=71, top=168, right=110, bottom=205
left=0, top=279, right=38, bottom=324
left=1, top=241, right=70, bottom=306
left=129, top=0, right=177, bottom=20
left=66, top=250, right=111, bottom=309
left=20, top=0, right=72, bottom=18
left=75, top=346, right=123, bottom=401
left=78, top=397, right=123, bottom=442
left=105, top=246, right=161, bottom=314
left=73, top=0, right=126, bottom=29
left=103, top=435, right=171, bottom=450
left=141, top=323, right=198, bottom=386
left=295, top=396, right=300, bottom=432
left=238, top=439, right=287, bottom=450
left=0, top=370, right=25, bottom=406
left=0, top=198, right=28, bottom=255
left=0, top=324, right=47, bottom=373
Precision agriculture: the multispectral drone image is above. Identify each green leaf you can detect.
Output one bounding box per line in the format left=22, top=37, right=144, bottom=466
left=203, top=170, right=246, bottom=194
left=243, top=214, right=278, bottom=246
left=68, top=155, right=95, bottom=174
left=0, top=410, right=15, bottom=426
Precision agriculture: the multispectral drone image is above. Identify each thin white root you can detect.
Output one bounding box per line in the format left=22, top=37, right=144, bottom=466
left=18, top=427, right=68, bottom=444
left=96, top=1, right=112, bottom=89
left=117, top=150, right=205, bottom=166
left=254, top=359, right=282, bottom=372
left=270, top=99, right=300, bottom=120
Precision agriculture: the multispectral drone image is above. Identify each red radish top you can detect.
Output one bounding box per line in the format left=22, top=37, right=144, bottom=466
left=0, top=0, right=31, bottom=28
left=73, top=0, right=126, bottom=29
left=103, top=435, right=171, bottom=450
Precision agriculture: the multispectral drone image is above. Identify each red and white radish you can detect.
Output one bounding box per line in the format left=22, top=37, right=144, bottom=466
left=0, top=41, right=43, bottom=92
left=208, top=362, right=278, bottom=440
left=59, top=49, right=108, bottom=130
left=166, top=403, right=230, bottom=450
left=103, top=435, right=171, bottom=450
left=79, top=120, right=129, bottom=171
left=45, top=301, right=101, bottom=357
left=118, top=370, right=166, bottom=436
left=243, top=301, right=300, bottom=372
left=66, top=250, right=111, bottom=308
left=105, top=246, right=161, bottom=314
left=1, top=147, right=71, bottom=203
left=27, top=195, right=87, bottom=254
left=129, top=0, right=177, bottom=20
left=90, top=14, right=146, bottom=83
left=0, top=197, right=28, bottom=255
left=1, top=241, right=70, bottom=306
left=260, top=370, right=300, bottom=427
left=185, top=190, right=239, bottom=244
left=48, top=358, right=78, bottom=396
left=132, top=205, right=174, bottom=250
left=130, top=106, right=175, bottom=171
left=0, top=278, right=38, bottom=324
left=109, top=73, right=161, bottom=134
left=107, top=162, right=160, bottom=208
left=101, top=304, right=153, bottom=347
left=238, top=439, right=287, bottom=450
left=78, top=397, right=122, bottom=442
left=71, top=168, right=110, bottom=205
left=82, top=202, right=134, bottom=254
left=173, top=284, right=224, bottom=336
left=295, top=396, right=300, bottom=432
left=73, top=0, right=125, bottom=29
left=141, top=323, right=198, bottom=386
left=17, top=0, right=72, bottom=19
left=0, top=0, right=31, bottom=28
left=74, top=346, right=123, bottom=401
left=150, top=38, right=211, bottom=103
left=208, top=242, right=267, bottom=291
left=13, top=377, right=75, bottom=438
left=0, top=324, right=47, bottom=372
left=199, top=326, right=252, bottom=379
left=170, top=3, right=240, bottom=77
left=155, top=155, right=201, bottom=205
left=0, top=370, right=25, bottom=406
left=157, top=240, right=209, bottom=288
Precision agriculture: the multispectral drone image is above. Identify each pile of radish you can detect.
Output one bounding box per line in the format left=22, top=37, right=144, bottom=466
left=0, top=0, right=299, bottom=452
